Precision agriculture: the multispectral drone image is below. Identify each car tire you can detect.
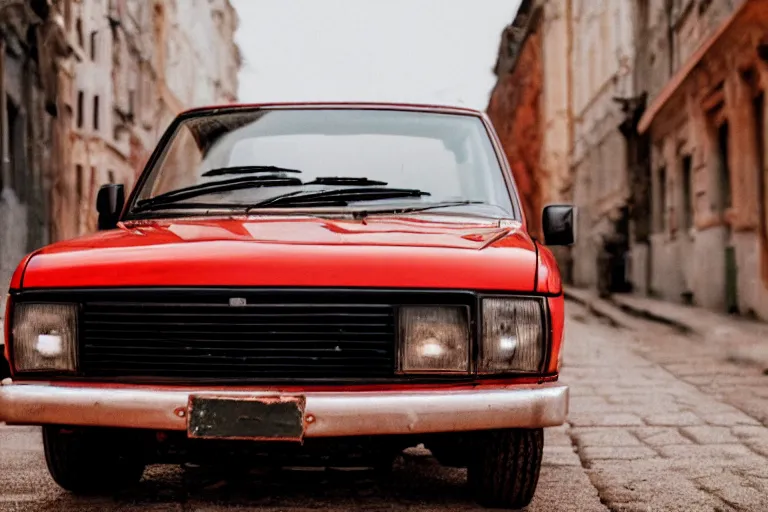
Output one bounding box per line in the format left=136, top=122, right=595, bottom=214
left=43, top=426, right=146, bottom=494
left=467, top=428, right=544, bottom=509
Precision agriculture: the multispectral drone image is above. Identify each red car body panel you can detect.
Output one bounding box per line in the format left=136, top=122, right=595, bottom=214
left=21, top=217, right=539, bottom=291
left=535, top=243, right=563, bottom=296
left=546, top=295, right=565, bottom=374
left=6, top=102, right=566, bottom=381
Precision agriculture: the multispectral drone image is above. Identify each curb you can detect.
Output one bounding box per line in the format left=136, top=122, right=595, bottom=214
left=565, top=287, right=768, bottom=372
left=609, top=299, right=692, bottom=334
left=564, top=287, right=690, bottom=333
left=563, top=288, right=649, bottom=331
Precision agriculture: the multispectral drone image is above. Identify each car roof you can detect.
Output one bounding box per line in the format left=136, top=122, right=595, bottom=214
left=180, top=101, right=485, bottom=117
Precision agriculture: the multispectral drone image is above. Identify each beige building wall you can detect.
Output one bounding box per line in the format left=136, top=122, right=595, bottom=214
left=540, top=0, right=572, bottom=206
left=568, top=0, right=636, bottom=290
left=63, top=0, right=240, bottom=236
left=637, top=0, right=768, bottom=320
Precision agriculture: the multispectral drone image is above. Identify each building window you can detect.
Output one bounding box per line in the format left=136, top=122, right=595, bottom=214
left=681, top=155, right=692, bottom=231
left=76, top=91, right=84, bottom=128
left=128, top=90, right=135, bottom=117
left=76, top=17, right=84, bottom=47
left=93, top=95, right=100, bottom=131
left=90, top=31, right=97, bottom=61
left=657, top=166, right=667, bottom=233
left=75, top=164, right=84, bottom=203
left=717, top=122, right=732, bottom=212
left=64, top=0, right=73, bottom=30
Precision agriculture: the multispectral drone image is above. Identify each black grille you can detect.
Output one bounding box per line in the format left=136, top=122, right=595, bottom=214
left=79, top=291, right=399, bottom=380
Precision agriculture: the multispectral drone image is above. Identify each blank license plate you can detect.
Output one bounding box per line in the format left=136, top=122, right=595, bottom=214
left=187, top=395, right=306, bottom=441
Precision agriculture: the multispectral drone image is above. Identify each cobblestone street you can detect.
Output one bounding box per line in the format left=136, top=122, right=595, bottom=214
left=1, top=301, right=767, bottom=511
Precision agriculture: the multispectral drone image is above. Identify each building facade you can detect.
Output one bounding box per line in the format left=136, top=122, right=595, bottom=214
left=569, top=0, right=636, bottom=295
left=64, top=0, right=240, bottom=235
left=488, top=0, right=768, bottom=321
left=636, top=0, right=768, bottom=320
left=1, top=0, right=240, bottom=328
left=487, top=0, right=572, bottom=250
left=0, top=0, right=71, bottom=321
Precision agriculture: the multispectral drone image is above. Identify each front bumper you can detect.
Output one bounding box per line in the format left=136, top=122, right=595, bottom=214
left=0, top=380, right=568, bottom=436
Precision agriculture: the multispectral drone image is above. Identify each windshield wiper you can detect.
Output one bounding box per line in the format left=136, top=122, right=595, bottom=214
left=201, top=165, right=302, bottom=178
left=245, top=187, right=430, bottom=211
left=351, top=201, right=488, bottom=219
left=304, top=176, right=388, bottom=186
left=134, top=175, right=303, bottom=212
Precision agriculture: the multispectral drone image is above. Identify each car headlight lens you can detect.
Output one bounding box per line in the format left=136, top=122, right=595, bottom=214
left=399, top=306, right=470, bottom=373
left=480, top=298, right=544, bottom=373
left=12, top=303, right=78, bottom=372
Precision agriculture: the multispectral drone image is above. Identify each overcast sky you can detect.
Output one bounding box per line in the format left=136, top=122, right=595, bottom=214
left=230, top=0, right=521, bottom=111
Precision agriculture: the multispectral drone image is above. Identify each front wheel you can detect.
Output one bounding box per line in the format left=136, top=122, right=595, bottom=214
left=43, top=426, right=146, bottom=494
left=467, top=428, right=544, bottom=509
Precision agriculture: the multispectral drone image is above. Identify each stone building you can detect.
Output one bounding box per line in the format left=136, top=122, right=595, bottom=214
left=487, top=0, right=572, bottom=249
left=0, top=0, right=71, bottom=319
left=65, top=0, right=241, bottom=235
left=1, top=0, right=240, bottom=328
left=635, top=0, right=768, bottom=320
left=569, top=0, right=637, bottom=295
left=488, top=0, right=768, bottom=321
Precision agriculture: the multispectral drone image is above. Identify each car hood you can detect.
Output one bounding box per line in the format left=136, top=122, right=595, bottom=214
left=21, top=216, right=538, bottom=290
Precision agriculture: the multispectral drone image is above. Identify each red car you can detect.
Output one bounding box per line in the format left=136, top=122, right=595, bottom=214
left=1, top=103, right=573, bottom=509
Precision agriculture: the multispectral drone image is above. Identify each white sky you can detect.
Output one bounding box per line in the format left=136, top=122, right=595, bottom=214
left=230, top=0, right=522, bottom=111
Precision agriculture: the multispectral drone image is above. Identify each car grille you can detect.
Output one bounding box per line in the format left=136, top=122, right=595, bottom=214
left=79, top=291, right=402, bottom=381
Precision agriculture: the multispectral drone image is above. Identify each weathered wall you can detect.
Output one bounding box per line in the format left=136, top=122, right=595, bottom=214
left=0, top=188, right=27, bottom=323
left=568, top=0, right=636, bottom=292
left=540, top=0, right=572, bottom=205
left=638, top=0, right=768, bottom=319
left=1, top=0, right=240, bottom=330
left=487, top=24, right=544, bottom=239
left=0, top=1, right=69, bottom=327
left=63, top=0, right=241, bottom=236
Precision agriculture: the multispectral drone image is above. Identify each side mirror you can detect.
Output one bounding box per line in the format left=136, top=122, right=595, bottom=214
left=96, top=184, right=125, bottom=230
left=542, top=204, right=576, bottom=246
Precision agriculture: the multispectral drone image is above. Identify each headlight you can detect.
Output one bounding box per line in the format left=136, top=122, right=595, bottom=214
left=480, top=298, right=544, bottom=373
left=12, top=303, right=78, bottom=372
left=398, top=306, right=470, bottom=373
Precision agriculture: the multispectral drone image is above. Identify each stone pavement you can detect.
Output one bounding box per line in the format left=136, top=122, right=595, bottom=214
left=562, top=300, right=768, bottom=511
left=565, top=287, right=768, bottom=372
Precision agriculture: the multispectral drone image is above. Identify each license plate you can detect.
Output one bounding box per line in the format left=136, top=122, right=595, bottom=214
left=187, top=395, right=306, bottom=441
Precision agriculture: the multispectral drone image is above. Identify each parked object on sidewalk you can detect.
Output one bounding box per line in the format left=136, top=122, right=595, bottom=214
left=0, top=103, right=574, bottom=510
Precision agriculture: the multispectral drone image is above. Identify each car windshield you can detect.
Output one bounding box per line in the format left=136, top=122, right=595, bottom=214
left=129, top=108, right=516, bottom=217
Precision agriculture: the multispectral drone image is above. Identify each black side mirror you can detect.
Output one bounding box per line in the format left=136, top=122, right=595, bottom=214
left=542, top=204, right=576, bottom=246
left=96, top=184, right=125, bottom=230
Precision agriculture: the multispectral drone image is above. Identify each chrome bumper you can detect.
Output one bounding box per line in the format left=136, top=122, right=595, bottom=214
left=0, top=380, right=568, bottom=436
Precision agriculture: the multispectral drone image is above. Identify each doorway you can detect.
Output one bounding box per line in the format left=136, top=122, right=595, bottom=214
left=754, top=93, right=768, bottom=289
left=718, top=121, right=738, bottom=314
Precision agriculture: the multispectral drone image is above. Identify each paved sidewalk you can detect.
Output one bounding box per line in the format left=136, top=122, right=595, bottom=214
left=565, top=287, right=768, bottom=372
left=562, top=301, right=768, bottom=511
